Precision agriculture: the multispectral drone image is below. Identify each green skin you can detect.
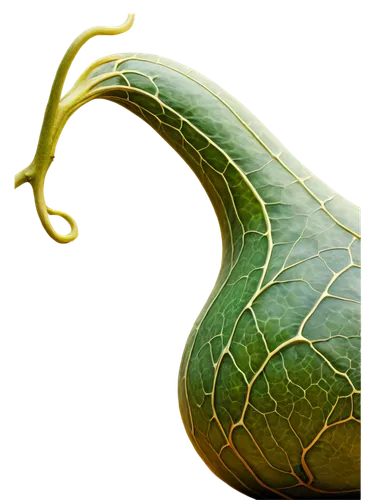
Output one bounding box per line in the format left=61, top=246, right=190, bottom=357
left=15, top=16, right=361, bottom=500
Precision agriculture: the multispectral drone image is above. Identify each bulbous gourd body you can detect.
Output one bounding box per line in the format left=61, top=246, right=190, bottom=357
left=74, top=54, right=361, bottom=499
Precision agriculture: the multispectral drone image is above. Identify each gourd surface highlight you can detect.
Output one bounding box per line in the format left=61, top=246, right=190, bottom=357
left=14, top=15, right=361, bottom=500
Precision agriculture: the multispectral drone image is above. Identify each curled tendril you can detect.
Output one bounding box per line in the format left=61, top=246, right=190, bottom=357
left=14, top=14, right=135, bottom=244
left=46, top=207, right=78, bottom=243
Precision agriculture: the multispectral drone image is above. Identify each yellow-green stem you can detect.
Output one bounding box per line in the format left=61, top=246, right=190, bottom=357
left=14, top=14, right=135, bottom=243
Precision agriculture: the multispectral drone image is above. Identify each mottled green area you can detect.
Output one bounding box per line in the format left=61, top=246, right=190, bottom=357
left=68, top=53, right=360, bottom=499
left=306, top=421, right=360, bottom=491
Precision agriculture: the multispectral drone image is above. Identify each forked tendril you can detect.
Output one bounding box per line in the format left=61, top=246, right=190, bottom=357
left=14, top=13, right=136, bottom=244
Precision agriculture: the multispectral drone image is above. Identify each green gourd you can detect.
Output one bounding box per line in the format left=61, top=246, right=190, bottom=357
left=15, top=15, right=361, bottom=500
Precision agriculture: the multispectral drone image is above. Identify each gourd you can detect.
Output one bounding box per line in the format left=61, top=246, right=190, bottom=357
left=14, top=15, right=361, bottom=500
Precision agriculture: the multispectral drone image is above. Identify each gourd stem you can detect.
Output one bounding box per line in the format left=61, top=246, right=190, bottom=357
left=12, top=12, right=137, bottom=244
left=35, top=14, right=135, bottom=159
